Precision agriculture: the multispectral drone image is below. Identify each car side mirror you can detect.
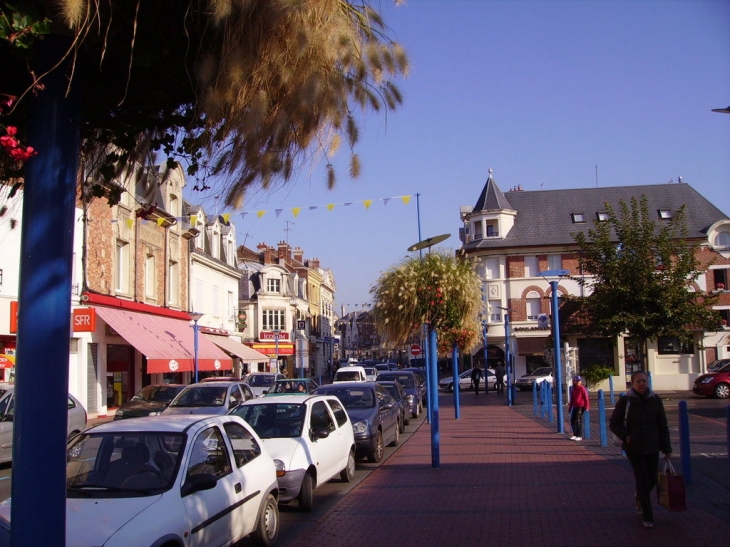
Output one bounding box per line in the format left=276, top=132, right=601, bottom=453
left=181, top=473, right=217, bottom=497
left=312, top=428, right=330, bottom=440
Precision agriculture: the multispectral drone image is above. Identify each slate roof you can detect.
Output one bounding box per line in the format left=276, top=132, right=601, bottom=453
left=463, top=182, right=727, bottom=251
left=473, top=172, right=514, bottom=211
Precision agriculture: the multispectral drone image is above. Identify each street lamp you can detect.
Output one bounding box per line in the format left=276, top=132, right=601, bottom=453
left=189, top=311, right=204, bottom=383
left=496, top=306, right=513, bottom=406
left=272, top=330, right=281, bottom=374
left=538, top=269, right=569, bottom=434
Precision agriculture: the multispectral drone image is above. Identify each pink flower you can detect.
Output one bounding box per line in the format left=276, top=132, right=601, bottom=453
left=5, top=126, right=18, bottom=137
left=0, top=136, right=18, bottom=150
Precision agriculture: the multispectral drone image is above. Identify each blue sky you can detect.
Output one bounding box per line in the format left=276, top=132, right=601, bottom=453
left=190, top=0, right=730, bottom=314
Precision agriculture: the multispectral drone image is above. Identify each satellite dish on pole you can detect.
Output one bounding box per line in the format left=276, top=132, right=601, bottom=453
left=407, top=233, right=451, bottom=253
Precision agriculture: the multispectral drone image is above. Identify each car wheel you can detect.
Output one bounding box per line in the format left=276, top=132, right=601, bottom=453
left=411, top=402, right=419, bottom=419
left=398, top=415, right=405, bottom=434
left=714, top=383, right=730, bottom=399
left=390, top=425, right=400, bottom=447
left=250, top=493, right=279, bottom=547
left=404, top=413, right=411, bottom=426
left=340, top=449, right=356, bottom=482
left=446, top=383, right=453, bottom=392
left=298, top=473, right=314, bottom=512
left=367, top=430, right=384, bottom=463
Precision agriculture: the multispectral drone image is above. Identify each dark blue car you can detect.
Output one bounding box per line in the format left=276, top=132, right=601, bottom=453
left=375, top=371, right=424, bottom=418
left=314, top=382, right=399, bottom=463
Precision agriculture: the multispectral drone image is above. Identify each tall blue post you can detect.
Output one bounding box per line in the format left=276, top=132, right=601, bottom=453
left=424, top=323, right=432, bottom=424
left=532, top=381, right=538, bottom=415
left=429, top=328, right=440, bottom=468
left=547, top=382, right=554, bottom=422
left=550, top=281, right=564, bottom=433
left=584, top=409, right=591, bottom=440
left=452, top=344, right=460, bottom=419
left=598, top=390, right=607, bottom=447
left=505, top=313, right=512, bottom=406
left=678, top=400, right=692, bottom=484
left=12, top=35, right=81, bottom=547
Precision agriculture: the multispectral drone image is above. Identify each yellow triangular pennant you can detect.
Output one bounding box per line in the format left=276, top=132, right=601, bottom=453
left=401, top=196, right=411, bottom=205
left=222, top=213, right=231, bottom=223
left=327, top=204, right=335, bottom=211
left=125, top=219, right=134, bottom=229
left=363, top=200, right=373, bottom=210
left=191, top=214, right=198, bottom=224
left=292, top=207, right=301, bottom=218
left=257, top=210, right=266, bottom=218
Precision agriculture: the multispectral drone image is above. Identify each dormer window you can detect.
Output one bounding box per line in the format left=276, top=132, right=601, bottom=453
left=473, top=221, right=483, bottom=240
left=267, top=278, right=281, bottom=293
left=714, top=231, right=730, bottom=247
left=596, top=212, right=609, bottom=222
left=572, top=213, right=585, bottom=223
left=658, top=209, right=672, bottom=219
left=486, top=222, right=498, bottom=237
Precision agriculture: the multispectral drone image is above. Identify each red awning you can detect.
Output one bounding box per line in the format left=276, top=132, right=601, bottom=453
left=93, top=306, right=232, bottom=373
left=0, top=354, right=15, bottom=369
left=204, top=334, right=270, bottom=363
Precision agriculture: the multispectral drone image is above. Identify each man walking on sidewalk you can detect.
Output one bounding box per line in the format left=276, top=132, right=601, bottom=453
left=494, top=361, right=506, bottom=394
left=471, top=365, right=483, bottom=396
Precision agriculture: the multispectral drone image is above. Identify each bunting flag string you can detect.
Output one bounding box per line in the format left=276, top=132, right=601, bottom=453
left=112, top=194, right=415, bottom=225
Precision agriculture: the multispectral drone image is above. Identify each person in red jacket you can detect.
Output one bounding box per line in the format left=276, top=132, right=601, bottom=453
left=568, top=375, right=589, bottom=441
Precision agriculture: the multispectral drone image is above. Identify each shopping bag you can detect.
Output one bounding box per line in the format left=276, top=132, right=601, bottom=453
left=657, top=460, right=687, bottom=511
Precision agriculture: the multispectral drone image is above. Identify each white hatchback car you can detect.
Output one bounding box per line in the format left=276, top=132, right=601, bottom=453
left=232, top=395, right=356, bottom=512
left=0, top=415, right=281, bottom=547
left=0, top=386, right=87, bottom=463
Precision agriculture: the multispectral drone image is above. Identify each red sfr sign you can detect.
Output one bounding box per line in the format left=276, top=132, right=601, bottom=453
left=410, top=344, right=422, bottom=356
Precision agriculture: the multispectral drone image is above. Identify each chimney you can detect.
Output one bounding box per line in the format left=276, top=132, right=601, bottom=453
left=309, top=258, right=320, bottom=269
left=262, top=245, right=275, bottom=265
left=277, top=241, right=291, bottom=262
left=293, top=247, right=304, bottom=264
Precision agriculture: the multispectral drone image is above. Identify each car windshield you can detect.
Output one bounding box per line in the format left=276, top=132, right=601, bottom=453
left=380, top=374, right=414, bottom=388
left=270, top=380, right=311, bottom=394
left=233, top=403, right=305, bottom=438
left=132, top=385, right=183, bottom=403
left=380, top=383, right=401, bottom=400
left=247, top=374, right=275, bottom=387
left=713, top=362, right=730, bottom=373
left=318, top=387, right=374, bottom=409
left=66, top=432, right=183, bottom=497
left=708, top=360, right=730, bottom=372
left=169, top=386, right=227, bottom=407
left=335, top=371, right=362, bottom=381
left=530, top=368, right=552, bottom=376
left=363, top=368, right=376, bottom=376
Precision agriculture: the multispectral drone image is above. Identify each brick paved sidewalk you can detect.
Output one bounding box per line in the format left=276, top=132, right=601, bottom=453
left=284, top=391, right=730, bottom=547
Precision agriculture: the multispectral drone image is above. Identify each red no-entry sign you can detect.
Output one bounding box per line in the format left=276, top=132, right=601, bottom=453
left=410, top=344, right=422, bottom=356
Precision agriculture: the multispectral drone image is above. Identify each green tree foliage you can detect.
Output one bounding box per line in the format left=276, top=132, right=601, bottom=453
left=0, top=0, right=408, bottom=207
left=370, top=252, right=482, bottom=355
left=571, top=196, right=719, bottom=345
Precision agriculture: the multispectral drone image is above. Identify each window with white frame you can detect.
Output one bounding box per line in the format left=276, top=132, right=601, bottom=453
left=115, top=240, right=129, bottom=293
left=473, top=221, right=483, bottom=240
left=145, top=253, right=156, bottom=298
left=713, top=268, right=728, bottom=291
left=488, top=300, right=501, bottom=322
left=524, top=256, right=538, bottom=277
left=485, top=258, right=500, bottom=280
left=526, top=291, right=541, bottom=320
left=267, top=278, right=280, bottom=293
left=486, top=221, right=498, bottom=237
left=262, top=309, right=285, bottom=331
left=715, top=231, right=730, bottom=247
left=547, top=254, right=562, bottom=271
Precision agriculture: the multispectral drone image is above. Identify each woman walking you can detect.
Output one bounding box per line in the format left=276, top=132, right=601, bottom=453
left=567, top=375, right=589, bottom=441
left=609, top=371, right=672, bottom=528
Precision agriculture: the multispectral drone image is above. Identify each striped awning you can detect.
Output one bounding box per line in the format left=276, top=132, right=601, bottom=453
left=93, top=306, right=232, bottom=373
left=204, top=334, right=270, bottom=363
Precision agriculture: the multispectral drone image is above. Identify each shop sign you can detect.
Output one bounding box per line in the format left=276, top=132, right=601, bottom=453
left=73, top=308, right=96, bottom=332
left=260, top=331, right=290, bottom=341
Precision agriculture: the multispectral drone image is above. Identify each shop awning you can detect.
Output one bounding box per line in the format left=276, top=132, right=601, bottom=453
left=204, top=334, right=270, bottom=363
left=93, top=306, right=232, bottom=374
left=517, top=337, right=549, bottom=356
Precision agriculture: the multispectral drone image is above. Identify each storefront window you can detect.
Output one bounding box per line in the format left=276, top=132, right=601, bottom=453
left=657, top=336, right=694, bottom=355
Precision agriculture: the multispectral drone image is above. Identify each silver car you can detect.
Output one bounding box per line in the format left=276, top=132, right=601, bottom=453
left=162, top=381, right=255, bottom=416
left=0, top=386, right=87, bottom=463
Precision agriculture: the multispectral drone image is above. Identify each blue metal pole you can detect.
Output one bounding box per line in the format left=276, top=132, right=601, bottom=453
left=550, top=281, right=564, bottom=433
left=678, top=400, right=692, bottom=485
left=193, top=321, right=200, bottom=383
left=532, top=381, right=538, bottom=415
left=598, top=390, right=607, bottom=447
left=429, top=327, right=440, bottom=468
left=505, top=313, right=512, bottom=406
left=547, top=382, right=554, bottom=423
left=584, top=409, right=591, bottom=440
left=424, top=323, right=432, bottom=424
left=452, top=344, right=460, bottom=419
left=482, top=319, right=488, bottom=393
left=12, top=34, right=81, bottom=547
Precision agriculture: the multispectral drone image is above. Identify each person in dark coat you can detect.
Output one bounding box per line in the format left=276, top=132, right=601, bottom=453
left=470, top=365, right=483, bottom=396
left=609, top=371, right=672, bottom=528
left=494, top=362, right=506, bottom=394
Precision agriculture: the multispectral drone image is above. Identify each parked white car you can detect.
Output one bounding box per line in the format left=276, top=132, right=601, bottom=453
left=0, top=414, right=281, bottom=547
left=438, top=368, right=497, bottom=392
left=0, top=386, right=87, bottom=463
left=246, top=373, right=287, bottom=397
left=232, top=395, right=356, bottom=512
left=515, top=367, right=554, bottom=391
left=162, top=381, right=254, bottom=415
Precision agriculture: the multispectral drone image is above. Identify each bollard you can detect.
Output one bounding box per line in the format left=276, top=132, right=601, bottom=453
left=547, top=382, right=554, bottom=423
left=678, top=400, right=692, bottom=484
left=532, top=381, right=538, bottom=416
left=584, top=409, right=591, bottom=440
left=452, top=345, right=460, bottom=420
left=608, top=376, right=615, bottom=405
left=598, top=390, right=607, bottom=447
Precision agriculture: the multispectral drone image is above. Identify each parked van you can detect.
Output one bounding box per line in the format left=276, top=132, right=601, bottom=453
left=333, top=366, right=367, bottom=383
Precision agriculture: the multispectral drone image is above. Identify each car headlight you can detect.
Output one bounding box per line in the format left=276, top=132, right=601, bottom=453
left=273, top=459, right=286, bottom=477
left=352, top=420, right=369, bottom=434
left=406, top=395, right=414, bottom=405
left=701, top=377, right=714, bottom=384
left=114, top=410, right=123, bottom=417
left=148, top=411, right=161, bottom=416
